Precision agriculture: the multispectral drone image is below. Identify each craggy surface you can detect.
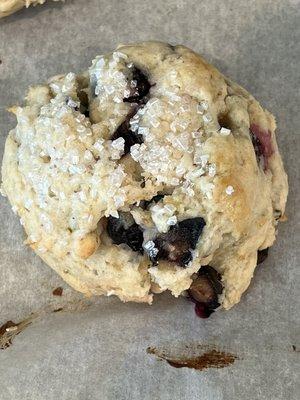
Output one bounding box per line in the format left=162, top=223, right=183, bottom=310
left=0, top=1, right=299, bottom=399
left=1, top=41, right=288, bottom=310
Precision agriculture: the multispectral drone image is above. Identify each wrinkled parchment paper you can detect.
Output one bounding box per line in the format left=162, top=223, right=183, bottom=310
left=0, top=1, right=299, bottom=399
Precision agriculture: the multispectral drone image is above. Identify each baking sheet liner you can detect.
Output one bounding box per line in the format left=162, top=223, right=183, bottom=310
left=0, top=1, right=299, bottom=399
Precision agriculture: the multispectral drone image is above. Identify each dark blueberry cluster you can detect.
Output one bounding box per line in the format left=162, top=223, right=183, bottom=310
left=111, top=66, right=151, bottom=156
left=107, top=214, right=144, bottom=253
left=111, top=110, right=143, bottom=155
left=151, top=218, right=206, bottom=267
left=139, top=194, right=164, bottom=210
left=107, top=215, right=206, bottom=270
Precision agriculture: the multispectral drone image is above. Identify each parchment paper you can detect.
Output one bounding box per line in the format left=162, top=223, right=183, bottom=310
left=0, top=1, right=299, bottom=399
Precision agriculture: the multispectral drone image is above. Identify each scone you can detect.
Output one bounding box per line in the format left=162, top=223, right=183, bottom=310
left=0, top=0, right=59, bottom=18
left=1, top=42, right=288, bottom=316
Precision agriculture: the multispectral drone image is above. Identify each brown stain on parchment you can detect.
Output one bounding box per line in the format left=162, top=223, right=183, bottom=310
left=147, top=345, right=238, bottom=371
left=0, top=298, right=94, bottom=350
left=52, top=287, right=63, bottom=296
left=0, top=316, right=35, bottom=350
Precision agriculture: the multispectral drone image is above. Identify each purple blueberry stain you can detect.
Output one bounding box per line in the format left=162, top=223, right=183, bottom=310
left=250, top=124, right=274, bottom=170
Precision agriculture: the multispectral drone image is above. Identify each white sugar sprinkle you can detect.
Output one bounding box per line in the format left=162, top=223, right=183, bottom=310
left=200, top=100, right=208, bottom=110
left=220, top=127, right=231, bottom=136
left=208, top=163, right=216, bottom=177
left=124, top=89, right=131, bottom=98
left=167, top=216, right=177, bottom=226
left=130, top=144, right=141, bottom=161
left=164, top=204, right=176, bottom=214
left=78, top=191, right=87, bottom=202
left=84, top=150, right=94, bottom=161
left=144, top=240, right=156, bottom=251
left=226, top=185, right=235, bottom=195
left=111, top=137, right=125, bottom=151
left=200, top=154, right=209, bottom=166
left=114, top=195, right=125, bottom=208
left=186, top=187, right=195, bottom=197
left=66, top=98, right=79, bottom=109
left=93, top=139, right=104, bottom=152
left=150, top=119, right=160, bottom=128
left=203, top=113, right=212, bottom=124
left=192, top=131, right=202, bottom=138
left=170, top=177, right=180, bottom=186
left=138, top=127, right=150, bottom=136
left=145, top=243, right=159, bottom=258
left=110, top=210, right=119, bottom=218
left=189, top=167, right=205, bottom=179
left=175, top=165, right=186, bottom=176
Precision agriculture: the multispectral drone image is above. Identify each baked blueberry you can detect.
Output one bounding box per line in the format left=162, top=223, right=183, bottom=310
left=107, top=214, right=144, bottom=253
left=189, top=265, right=223, bottom=318
left=257, top=248, right=269, bottom=265
left=111, top=111, right=143, bottom=155
left=152, top=218, right=206, bottom=267
left=139, top=194, right=164, bottom=210
left=123, top=67, right=151, bottom=103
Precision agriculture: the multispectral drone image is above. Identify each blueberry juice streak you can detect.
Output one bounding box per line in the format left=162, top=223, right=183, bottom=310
left=250, top=124, right=274, bottom=170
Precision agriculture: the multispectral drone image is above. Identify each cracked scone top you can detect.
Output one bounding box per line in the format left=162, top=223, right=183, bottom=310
left=1, top=42, right=288, bottom=313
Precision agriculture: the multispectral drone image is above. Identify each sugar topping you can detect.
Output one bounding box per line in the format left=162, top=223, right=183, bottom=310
left=7, top=49, right=222, bottom=244
left=225, top=185, right=235, bottom=195
left=110, top=137, right=125, bottom=159
left=150, top=203, right=177, bottom=233
left=89, top=51, right=137, bottom=112
left=143, top=240, right=159, bottom=258
left=220, top=127, right=231, bottom=136
left=129, top=93, right=218, bottom=191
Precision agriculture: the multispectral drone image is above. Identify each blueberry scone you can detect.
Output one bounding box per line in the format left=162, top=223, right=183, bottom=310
left=0, top=0, right=60, bottom=18
left=1, top=42, right=288, bottom=316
